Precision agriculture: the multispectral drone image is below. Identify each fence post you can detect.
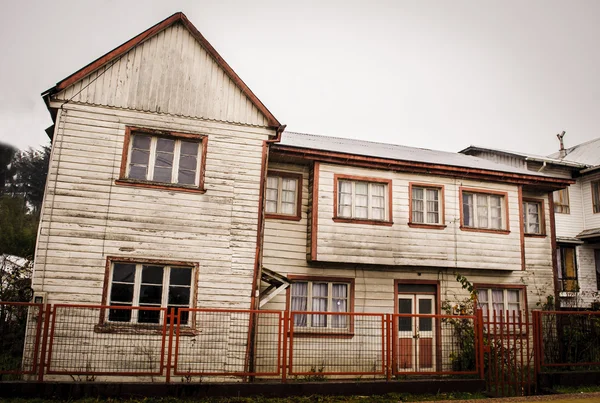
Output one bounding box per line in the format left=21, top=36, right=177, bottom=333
left=166, top=308, right=175, bottom=383
left=37, top=304, right=52, bottom=381
left=282, top=310, right=288, bottom=384
left=476, top=309, right=485, bottom=380
left=386, top=314, right=391, bottom=381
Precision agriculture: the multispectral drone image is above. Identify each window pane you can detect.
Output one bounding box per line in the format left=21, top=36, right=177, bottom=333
left=156, top=138, right=175, bottom=152
left=371, top=183, right=385, bottom=197
left=477, top=195, right=489, bottom=228
left=266, top=189, right=278, bottom=203
left=180, top=141, right=198, bottom=156
left=109, top=305, right=132, bottom=322
left=138, top=309, right=160, bottom=324
left=178, top=169, right=196, bottom=185
left=492, top=290, right=504, bottom=318
left=110, top=283, right=134, bottom=303
left=130, top=149, right=150, bottom=165
left=170, top=267, right=192, bottom=286
left=128, top=165, right=147, bottom=180
left=139, top=285, right=163, bottom=304
left=418, top=299, right=432, bottom=332
left=142, top=265, right=164, bottom=284
left=155, top=152, right=174, bottom=168
left=267, top=177, right=278, bottom=189
left=132, top=134, right=151, bottom=150
left=463, top=194, right=473, bottom=226
left=266, top=200, right=277, bottom=213
left=154, top=166, right=172, bottom=183
left=355, top=182, right=368, bottom=195
left=113, top=263, right=135, bottom=283
left=398, top=298, right=412, bottom=332
left=282, top=178, right=296, bottom=192
left=179, top=155, right=197, bottom=171
left=168, top=286, right=190, bottom=305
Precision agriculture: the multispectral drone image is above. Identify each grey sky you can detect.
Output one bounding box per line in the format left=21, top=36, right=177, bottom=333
left=1, top=0, right=599, bottom=157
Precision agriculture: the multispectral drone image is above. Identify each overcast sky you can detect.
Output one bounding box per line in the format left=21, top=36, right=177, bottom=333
left=1, top=0, right=599, bottom=157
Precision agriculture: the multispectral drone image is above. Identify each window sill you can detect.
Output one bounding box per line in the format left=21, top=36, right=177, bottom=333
left=460, top=226, right=510, bottom=235
left=408, top=223, right=447, bottom=230
left=332, top=217, right=393, bottom=226
left=115, top=179, right=206, bottom=194
left=524, top=233, right=547, bottom=238
left=265, top=213, right=302, bottom=221
left=94, top=323, right=197, bottom=336
left=289, top=331, right=355, bottom=339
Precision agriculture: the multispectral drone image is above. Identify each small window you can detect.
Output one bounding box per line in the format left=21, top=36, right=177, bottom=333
left=461, top=190, right=507, bottom=231
left=410, top=184, right=443, bottom=225
left=592, top=181, right=600, bottom=214
left=289, top=279, right=352, bottom=331
left=119, top=127, right=207, bottom=191
left=335, top=176, right=391, bottom=223
left=477, top=287, right=524, bottom=321
left=553, top=188, right=570, bottom=214
left=523, top=200, right=544, bottom=235
left=557, top=245, right=578, bottom=292
left=265, top=171, right=301, bottom=219
left=108, top=261, right=194, bottom=325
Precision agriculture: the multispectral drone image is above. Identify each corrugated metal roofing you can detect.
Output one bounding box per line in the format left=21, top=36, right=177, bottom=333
left=547, top=137, right=600, bottom=166
left=278, top=131, right=562, bottom=178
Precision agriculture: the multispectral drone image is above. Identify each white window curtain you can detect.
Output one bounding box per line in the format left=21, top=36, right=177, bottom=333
left=331, top=284, right=348, bottom=328
left=354, top=182, right=369, bottom=219
left=412, top=187, right=424, bottom=223
left=492, top=289, right=504, bottom=318
left=291, top=282, right=308, bottom=327
left=477, top=195, right=489, bottom=228
left=477, top=290, right=489, bottom=317
left=311, top=283, right=328, bottom=327
left=265, top=177, right=279, bottom=213
left=371, top=184, right=385, bottom=220
left=281, top=178, right=297, bottom=215
left=463, top=193, right=474, bottom=226
left=339, top=181, right=353, bottom=218
left=426, top=188, right=439, bottom=223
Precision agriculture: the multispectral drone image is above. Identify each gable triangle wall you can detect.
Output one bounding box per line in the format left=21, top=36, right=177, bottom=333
left=54, top=22, right=269, bottom=127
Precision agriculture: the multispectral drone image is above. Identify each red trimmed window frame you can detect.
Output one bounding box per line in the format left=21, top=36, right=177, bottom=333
left=264, top=170, right=303, bottom=221
left=459, top=187, right=510, bottom=235
left=473, top=283, right=528, bottom=323
left=116, top=126, right=208, bottom=194
left=98, top=256, right=199, bottom=335
left=286, top=275, right=356, bottom=338
left=332, top=174, right=393, bottom=226
left=408, top=182, right=446, bottom=230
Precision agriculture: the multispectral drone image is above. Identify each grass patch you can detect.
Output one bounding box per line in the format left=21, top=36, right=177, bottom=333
left=554, top=385, right=600, bottom=394
left=0, top=392, right=488, bottom=403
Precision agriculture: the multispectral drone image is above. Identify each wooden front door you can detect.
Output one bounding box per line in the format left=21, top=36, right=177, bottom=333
left=396, top=285, right=437, bottom=372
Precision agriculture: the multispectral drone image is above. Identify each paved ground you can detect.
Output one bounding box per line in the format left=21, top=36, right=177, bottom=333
left=422, top=392, right=600, bottom=403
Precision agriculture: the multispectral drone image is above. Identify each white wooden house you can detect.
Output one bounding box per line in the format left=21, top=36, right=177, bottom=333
left=461, top=137, right=600, bottom=308
left=32, top=12, right=576, bottom=378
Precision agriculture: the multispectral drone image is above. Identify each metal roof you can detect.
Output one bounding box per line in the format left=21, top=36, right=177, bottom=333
left=279, top=131, right=563, bottom=178
left=547, top=137, right=600, bottom=167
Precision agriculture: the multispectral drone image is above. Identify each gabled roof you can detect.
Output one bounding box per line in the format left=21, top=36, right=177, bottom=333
left=42, top=12, right=280, bottom=128
left=547, top=137, right=600, bottom=167
left=274, top=131, right=574, bottom=188
left=458, top=145, right=587, bottom=169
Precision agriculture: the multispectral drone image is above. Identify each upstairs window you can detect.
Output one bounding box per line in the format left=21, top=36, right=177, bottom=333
left=107, top=261, right=194, bottom=325
left=592, top=181, right=600, bottom=214
left=119, top=127, right=207, bottom=192
left=265, top=171, right=301, bottom=220
left=523, top=199, right=544, bottom=235
left=553, top=188, right=570, bottom=214
left=410, top=184, right=444, bottom=226
left=461, top=189, right=507, bottom=232
left=334, top=175, right=392, bottom=224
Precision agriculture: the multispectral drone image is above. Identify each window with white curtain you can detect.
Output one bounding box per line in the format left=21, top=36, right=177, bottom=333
left=411, top=186, right=441, bottom=224
left=337, top=179, right=388, bottom=221
left=290, top=281, right=350, bottom=330
left=265, top=172, right=300, bottom=217
left=462, top=191, right=506, bottom=230
left=477, top=288, right=523, bottom=321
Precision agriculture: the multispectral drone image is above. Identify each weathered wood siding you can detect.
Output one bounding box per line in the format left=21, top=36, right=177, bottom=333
left=54, top=22, right=269, bottom=127
left=581, top=171, right=600, bottom=230
left=314, top=163, right=522, bottom=271
left=33, top=102, right=272, bottom=306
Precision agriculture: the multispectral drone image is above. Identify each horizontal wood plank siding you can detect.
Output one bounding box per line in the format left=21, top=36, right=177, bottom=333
left=32, top=103, right=272, bottom=307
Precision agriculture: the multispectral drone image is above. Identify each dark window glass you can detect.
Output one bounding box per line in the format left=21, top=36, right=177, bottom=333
left=142, top=265, right=164, bottom=284
left=108, top=305, right=132, bottom=322
left=110, top=283, right=134, bottom=303
left=140, top=285, right=163, bottom=304
left=112, top=263, right=135, bottom=282
left=168, top=287, right=190, bottom=305
left=170, top=267, right=192, bottom=286
left=397, top=284, right=436, bottom=293
left=138, top=309, right=160, bottom=324
left=398, top=298, right=412, bottom=331
left=419, top=299, right=433, bottom=332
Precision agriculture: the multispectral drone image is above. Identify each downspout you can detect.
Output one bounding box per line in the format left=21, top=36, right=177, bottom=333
left=245, top=124, right=286, bottom=379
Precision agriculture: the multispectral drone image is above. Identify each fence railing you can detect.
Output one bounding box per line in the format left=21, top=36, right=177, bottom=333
left=535, top=310, right=600, bottom=371
left=2, top=302, right=598, bottom=386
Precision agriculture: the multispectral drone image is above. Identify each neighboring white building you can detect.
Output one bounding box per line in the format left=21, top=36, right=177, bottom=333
left=461, top=137, right=600, bottom=308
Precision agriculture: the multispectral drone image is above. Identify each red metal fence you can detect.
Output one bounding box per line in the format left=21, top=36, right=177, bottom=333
left=1, top=301, right=597, bottom=391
